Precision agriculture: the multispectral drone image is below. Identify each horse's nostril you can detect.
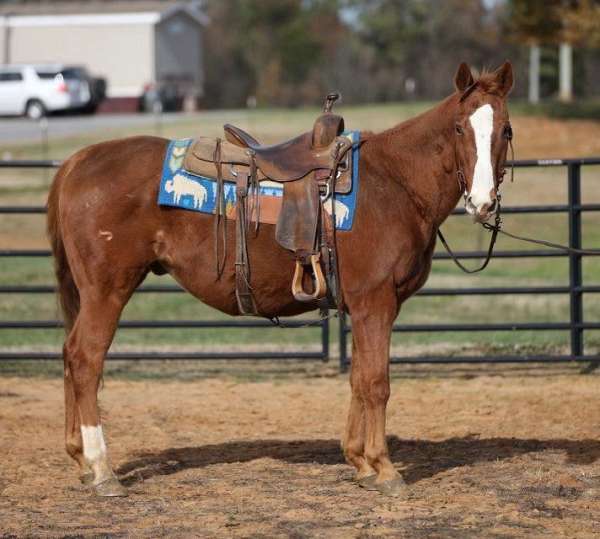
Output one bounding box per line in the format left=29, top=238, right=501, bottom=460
left=488, top=199, right=497, bottom=214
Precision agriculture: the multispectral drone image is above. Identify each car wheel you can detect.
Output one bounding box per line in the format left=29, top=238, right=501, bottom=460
left=25, top=99, right=46, bottom=120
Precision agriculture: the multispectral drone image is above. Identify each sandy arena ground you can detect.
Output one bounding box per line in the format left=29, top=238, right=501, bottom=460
left=1, top=368, right=600, bottom=538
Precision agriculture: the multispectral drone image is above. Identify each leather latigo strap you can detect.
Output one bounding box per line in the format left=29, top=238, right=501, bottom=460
left=234, top=170, right=259, bottom=315
left=213, top=138, right=227, bottom=278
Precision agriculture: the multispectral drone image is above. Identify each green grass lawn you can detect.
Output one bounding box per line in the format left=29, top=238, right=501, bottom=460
left=1, top=103, right=600, bottom=361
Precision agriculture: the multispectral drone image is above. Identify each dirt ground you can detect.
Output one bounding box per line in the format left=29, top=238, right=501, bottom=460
left=1, top=367, right=600, bottom=538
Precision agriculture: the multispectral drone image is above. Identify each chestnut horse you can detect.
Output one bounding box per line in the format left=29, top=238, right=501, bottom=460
left=47, top=62, right=513, bottom=497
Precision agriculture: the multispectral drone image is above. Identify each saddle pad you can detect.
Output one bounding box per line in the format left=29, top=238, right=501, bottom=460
left=157, top=131, right=360, bottom=231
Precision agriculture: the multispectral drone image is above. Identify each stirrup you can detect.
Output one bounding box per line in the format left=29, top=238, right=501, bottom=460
left=291, top=254, right=327, bottom=302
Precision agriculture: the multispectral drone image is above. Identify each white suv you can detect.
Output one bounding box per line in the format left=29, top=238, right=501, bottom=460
left=0, top=64, right=102, bottom=119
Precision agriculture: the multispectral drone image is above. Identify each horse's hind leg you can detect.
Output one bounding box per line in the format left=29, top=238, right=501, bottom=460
left=64, top=356, right=93, bottom=485
left=64, top=284, right=138, bottom=497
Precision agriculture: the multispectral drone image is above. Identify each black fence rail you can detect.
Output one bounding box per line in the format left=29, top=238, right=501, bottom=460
left=339, top=157, right=600, bottom=369
left=0, top=159, right=329, bottom=362
left=2, top=158, right=600, bottom=369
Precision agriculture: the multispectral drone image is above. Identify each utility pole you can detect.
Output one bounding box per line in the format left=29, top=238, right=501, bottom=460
left=529, top=44, right=540, bottom=104
left=559, top=42, right=573, bottom=102
left=2, top=14, right=11, bottom=64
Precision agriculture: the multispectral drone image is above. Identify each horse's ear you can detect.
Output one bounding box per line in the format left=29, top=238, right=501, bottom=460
left=493, top=61, right=514, bottom=97
left=454, top=62, right=474, bottom=92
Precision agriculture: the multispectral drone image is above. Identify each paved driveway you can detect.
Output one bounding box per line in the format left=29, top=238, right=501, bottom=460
left=0, top=112, right=189, bottom=144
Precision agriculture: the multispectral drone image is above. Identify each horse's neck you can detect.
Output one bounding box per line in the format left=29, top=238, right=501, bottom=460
left=363, top=96, right=462, bottom=228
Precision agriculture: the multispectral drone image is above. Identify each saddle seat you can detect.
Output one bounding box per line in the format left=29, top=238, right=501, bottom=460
left=223, top=109, right=346, bottom=183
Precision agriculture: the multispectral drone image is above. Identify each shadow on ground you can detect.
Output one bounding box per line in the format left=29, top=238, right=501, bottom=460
left=117, top=435, right=600, bottom=486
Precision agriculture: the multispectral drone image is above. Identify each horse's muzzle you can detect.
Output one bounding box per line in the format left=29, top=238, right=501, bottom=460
left=467, top=197, right=498, bottom=223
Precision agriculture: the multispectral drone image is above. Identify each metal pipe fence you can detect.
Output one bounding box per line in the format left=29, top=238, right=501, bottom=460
left=1, top=158, right=600, bottom=368
left=339, top=158, right=600, bottom=369
left=0, top=159, right=329, bottom=362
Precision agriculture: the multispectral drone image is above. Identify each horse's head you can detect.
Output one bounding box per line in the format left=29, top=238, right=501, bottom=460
left=453, top=61, right=513, bottom=223
left=165, top=179, right=174, bottom=193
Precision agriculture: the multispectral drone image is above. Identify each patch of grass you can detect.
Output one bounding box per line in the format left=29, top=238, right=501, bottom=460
left=512, top=99, right=600, bottom=120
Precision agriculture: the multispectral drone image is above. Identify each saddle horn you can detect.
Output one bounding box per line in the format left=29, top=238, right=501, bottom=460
left=323, top=92, right=341, bottom=113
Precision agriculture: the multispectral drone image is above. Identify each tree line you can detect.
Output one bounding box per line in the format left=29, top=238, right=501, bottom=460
left=202, top=0, right=600, bottom=108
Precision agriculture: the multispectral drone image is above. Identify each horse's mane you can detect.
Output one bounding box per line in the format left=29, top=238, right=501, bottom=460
left=362, top=68, right=503, bottom=142
left=471, top=69, right=505, bottom=96
left=361, top=92, right=456, bottom=144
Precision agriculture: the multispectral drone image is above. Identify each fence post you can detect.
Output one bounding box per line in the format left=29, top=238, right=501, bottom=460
left=339, top=312, right=348, bottom=371
left=321, top=314, right=330, bottom=362
left=40, top=117, right=49, bottom=182
left=568, top=163, right=583, bottom=360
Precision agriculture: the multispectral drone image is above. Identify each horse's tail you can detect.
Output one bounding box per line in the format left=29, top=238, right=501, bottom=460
left=47, top=165, right=80, bottom=333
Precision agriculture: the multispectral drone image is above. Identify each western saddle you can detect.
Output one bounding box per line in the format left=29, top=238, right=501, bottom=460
left=182, top=93, right=353, bottom=315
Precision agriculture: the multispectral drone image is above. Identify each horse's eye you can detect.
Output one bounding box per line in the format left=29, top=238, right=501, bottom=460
left=503, top=124, right=513, bottom=140
left=455, top=124, right=464, bottom=135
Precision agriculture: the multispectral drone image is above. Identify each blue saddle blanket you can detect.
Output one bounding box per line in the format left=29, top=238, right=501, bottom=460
left=157, top=131, right=360, bottom=231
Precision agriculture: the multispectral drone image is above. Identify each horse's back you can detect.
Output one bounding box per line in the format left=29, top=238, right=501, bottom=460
left=54, top=136, right=168, bottom=193
left=51, top=135, right=169, bottom=231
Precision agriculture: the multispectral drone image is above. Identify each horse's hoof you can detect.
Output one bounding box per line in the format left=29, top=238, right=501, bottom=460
left=375, top=477, right=407, bottom=498
left=79, top=472, right=94, bottom=486
left=356, top=474, right=378, bottom=491
left=94, top=477, right=128, bottom=497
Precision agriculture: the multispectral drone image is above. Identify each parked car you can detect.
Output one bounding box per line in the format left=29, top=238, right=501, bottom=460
left=0, top=64, right=106, bottom=119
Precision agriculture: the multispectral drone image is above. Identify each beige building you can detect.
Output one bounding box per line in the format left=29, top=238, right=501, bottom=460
left=0, top=1, right=207, bottom=106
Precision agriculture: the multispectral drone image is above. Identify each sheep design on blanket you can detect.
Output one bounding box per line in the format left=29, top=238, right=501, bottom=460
left=165, top=174, right=208, bottom=209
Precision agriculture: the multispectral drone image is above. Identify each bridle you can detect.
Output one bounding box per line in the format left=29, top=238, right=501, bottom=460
left=437, top=111, right=514, bottom=274
left=440, top=119, right=600, bottom=269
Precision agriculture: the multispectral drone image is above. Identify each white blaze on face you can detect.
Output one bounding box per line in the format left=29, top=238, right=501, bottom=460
left=467, top=104, right=494, bottom=214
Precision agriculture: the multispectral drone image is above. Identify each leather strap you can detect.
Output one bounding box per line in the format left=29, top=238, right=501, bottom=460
left=235, top=170, right=259, bottom=315
left=213, top=138, right=227, bottom=278
left=326, top=140, right=351, bottom=311
left=319, top=195, right=339, bottom=310
left=437, top=210, right=501, bottom=274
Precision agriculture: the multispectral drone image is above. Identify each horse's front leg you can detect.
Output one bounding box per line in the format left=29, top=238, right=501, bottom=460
left=348, top=295, right=406, bottom=497
left=342, top=339, right=376, bottom=483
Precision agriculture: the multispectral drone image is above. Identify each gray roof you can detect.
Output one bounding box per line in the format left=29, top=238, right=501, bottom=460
left=159, top=3, right=208, bottom=26
left=0, top=0, right=207, bottom=21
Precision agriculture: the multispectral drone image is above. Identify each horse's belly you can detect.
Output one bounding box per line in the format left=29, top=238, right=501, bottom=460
left=159, top=216, right=315, bottom=318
